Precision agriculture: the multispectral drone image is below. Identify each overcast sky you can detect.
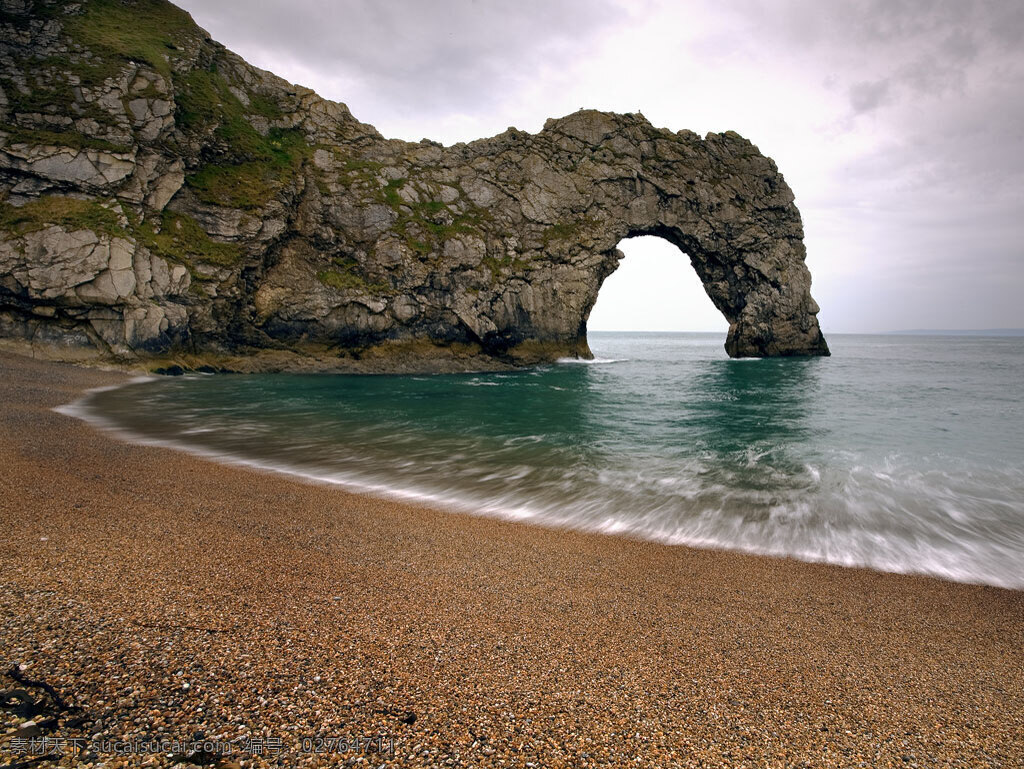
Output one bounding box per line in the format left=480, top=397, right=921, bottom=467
left=176, top=0, right=1024, bottom=333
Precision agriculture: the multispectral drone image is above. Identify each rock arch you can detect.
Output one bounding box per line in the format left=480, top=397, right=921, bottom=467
left=0, top=6, right=827, bottom=370
left=408, top=110, right=830, bottom=362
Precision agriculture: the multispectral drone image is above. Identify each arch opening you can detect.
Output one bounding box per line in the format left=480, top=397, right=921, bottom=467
left=587, top=235, right=729, bottom=334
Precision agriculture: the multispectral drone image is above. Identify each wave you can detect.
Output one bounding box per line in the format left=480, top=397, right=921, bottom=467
left=555, top=356, right=625, bottom=365
left=55, top=384, right=1024, bottom=591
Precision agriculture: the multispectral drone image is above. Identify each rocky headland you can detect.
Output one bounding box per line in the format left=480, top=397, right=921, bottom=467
left=0, top=0, right=828, bottom=372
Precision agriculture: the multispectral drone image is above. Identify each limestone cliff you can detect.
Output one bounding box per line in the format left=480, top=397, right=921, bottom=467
left=0, top=0, right=828, bottom=372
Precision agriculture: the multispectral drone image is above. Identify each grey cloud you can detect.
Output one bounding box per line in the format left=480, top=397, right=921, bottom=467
left=800, top=0, right=1018, bottom=50
left=836, top=66, right=1024, bottom=202
left=848, top=79, right=891, bottom=113
left=728, top=0, right=1024, bottom=329
left=736, top=0, right=1023, bottom=104
left=176, top=0, right=624, bottom=117
left=740, top=0, right=1024, bottom=196
left=941, top=28, right=979, bottom=63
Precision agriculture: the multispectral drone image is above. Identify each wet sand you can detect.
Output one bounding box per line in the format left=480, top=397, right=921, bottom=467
left=0, top=351, right=1021, bottom=768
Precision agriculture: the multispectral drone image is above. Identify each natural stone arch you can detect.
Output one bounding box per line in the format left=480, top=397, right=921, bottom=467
left=578, top=217, right=827, bottom=358
left=418, top=110, right=829, bottom=361
left=0, top=4, right=827, bottom=371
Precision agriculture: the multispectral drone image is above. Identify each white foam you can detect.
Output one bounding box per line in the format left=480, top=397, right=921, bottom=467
left=53, top=375, right=154, bottom=417
left=556, top=356, right=624, bottom=365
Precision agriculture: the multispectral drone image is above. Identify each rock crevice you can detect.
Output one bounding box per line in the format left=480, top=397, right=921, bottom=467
left=0, top=0, right=828, bottom=371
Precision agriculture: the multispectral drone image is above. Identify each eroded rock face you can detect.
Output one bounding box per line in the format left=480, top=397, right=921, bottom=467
left=0, top=0, right=828, bottom=371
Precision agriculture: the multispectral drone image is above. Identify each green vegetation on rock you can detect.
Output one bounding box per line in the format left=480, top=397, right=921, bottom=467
left=134, top=210, right=242, bottom=268
left=0, top=196, right=240, bottom=278
left=61, top=0, right=198, bottom=80
left=178, top=65, right=311, bottom=209
left=185, top=128, right=308, bottom=209
left=371, top=178, right=492, bottom=260
left=540, top=217, right=599, bottom=246
left=2, top=0, right=194, bottom=91
left=0, top=1, right=197, bottom=154
left=480, top=253, right=530, bottom=285
left=0, top=195, right=125, bottom=237
left=316, top=255, right=387, bottom=293
left=332, top=156, right=384, bottom=191
left=381, top=177, right=405, bottom=209
left=0, top=124, right=130, bottom=153
left=174, top=66, right=286, bottom=142
left=316, top=269, right=365, bottom=291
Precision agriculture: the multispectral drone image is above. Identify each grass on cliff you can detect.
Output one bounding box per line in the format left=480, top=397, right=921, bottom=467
left=177, top=66, right=310, bottom=210
left=2, top=0, right=196, bottom=85
left=135, top=210, right=243, bottom=268
left=317, top=269, right=367, bottom=291
left=480, top=253, right=532, bottom=286
left=185, top=128, right=309, bottom=210
left=61, top=0, right=198, bottom=81
left=0, top=197, right=240, bottom=273
left=3, top=0, right=309, bottom=209
left=1, top=124, right=130, bottom=154
left=316, top=255, right=388, bottom=293
left=0, top=196, right=125, bottom=237
left=540, top=217, right=600, bottom=247
left=1, top=1, right=196, bottom=153
left=174, top=67, right=285, bottom=140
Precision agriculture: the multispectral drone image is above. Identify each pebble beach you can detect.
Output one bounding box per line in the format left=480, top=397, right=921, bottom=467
left=0, top=351, right=1021, bottom=768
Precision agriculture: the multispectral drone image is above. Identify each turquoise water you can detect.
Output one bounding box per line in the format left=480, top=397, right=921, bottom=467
left=69, top=333, right=1024, bottom=589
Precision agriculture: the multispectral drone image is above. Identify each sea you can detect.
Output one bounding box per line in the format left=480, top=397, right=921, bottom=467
left=64, top=332, right=1024, bottom=590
